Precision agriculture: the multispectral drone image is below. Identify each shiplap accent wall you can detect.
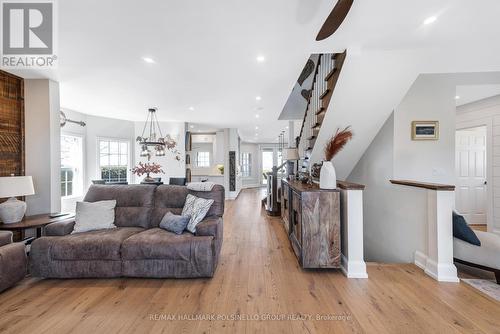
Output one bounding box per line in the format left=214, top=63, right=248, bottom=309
left=457, top=94, right=500, bottom=234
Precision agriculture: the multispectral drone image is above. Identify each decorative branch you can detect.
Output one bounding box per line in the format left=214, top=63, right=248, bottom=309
left=324, top=126, right=353, bottom=161
left=131, top=162, right=164, bottom=177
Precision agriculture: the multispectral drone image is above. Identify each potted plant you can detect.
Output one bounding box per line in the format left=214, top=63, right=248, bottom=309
left=321, top=126, right=353, bottom=189
left=131, top=162, right=164, bottom=183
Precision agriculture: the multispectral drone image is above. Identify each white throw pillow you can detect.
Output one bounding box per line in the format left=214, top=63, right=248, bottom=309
left=182, top=194, right=214, bottom=233
left=72, top=200, right=117, bottom=234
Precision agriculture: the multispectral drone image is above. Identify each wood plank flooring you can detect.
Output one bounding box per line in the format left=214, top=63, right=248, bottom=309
left=1, top=188, right=500, bottom=333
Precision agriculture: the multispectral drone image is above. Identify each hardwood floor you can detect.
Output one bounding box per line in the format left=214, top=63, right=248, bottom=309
left=1, top=188, right=500, bottom=333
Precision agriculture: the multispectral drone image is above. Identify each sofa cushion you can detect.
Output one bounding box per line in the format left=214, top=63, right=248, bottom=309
left=121, top=228, right=213, bottom=261
left=454, top=231, right=500, bottom=270
left=0, top=231, right=12, bottom=247
left=182, top=194, right=214, bottom=233
left=150, top=184, right=225, bottom=227
left=159, top=212, right=191, bottom=235
left=453, top=211, right=481, bottom=246
left=50, top=227, right=144, bottom=261
left=84, top=185, right=156, bottom=228
left=73, top=200, right=117, bottom=234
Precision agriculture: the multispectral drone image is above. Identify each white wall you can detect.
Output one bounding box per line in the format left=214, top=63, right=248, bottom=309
left=348, top=113, right=427, bottom=262
left=240, top=142, right=260, bottom=188
left=348, top=73, right=500, bottom=263
left=25, top=79, right=61, bottom=215
left=457, top=94, right=500, bottom=233
left=393, top=74, right=457, bottom=184
left=134, top=121, right=185, bottom=183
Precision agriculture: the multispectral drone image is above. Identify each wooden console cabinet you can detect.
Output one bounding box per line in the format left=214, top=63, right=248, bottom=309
left=281, top=179, right=341, bottom=268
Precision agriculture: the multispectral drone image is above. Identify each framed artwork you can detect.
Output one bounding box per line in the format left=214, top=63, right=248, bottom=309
left=412, top=121, right=439, bottom=140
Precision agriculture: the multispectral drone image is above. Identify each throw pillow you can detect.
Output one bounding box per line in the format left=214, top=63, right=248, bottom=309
left=159, top=212, right=191, bottom=235
left=182, top=194, right=214, bottom=233
left=72, top=200, right=117, bottom=234
left=453, top=211, right=481, bottom=246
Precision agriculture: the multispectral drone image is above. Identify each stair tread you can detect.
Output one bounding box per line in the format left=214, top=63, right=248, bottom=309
left=315, top=107, right=325, bottom=116
left=325, top=68, right=338, bottom=81
left=319, top=89, right=331, bottom=100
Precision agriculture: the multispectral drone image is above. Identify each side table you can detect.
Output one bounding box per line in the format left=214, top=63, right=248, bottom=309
left=0, top=214, right=75, bottom=242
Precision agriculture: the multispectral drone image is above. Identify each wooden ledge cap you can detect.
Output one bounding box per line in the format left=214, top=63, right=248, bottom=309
left=390, top=179, right=455, bottom=191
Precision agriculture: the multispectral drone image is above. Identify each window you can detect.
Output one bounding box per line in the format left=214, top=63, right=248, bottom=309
left=60, top=135, right=83, bottom=198
left=196, top=151, right=210, bottom=167
left=241, top=152, right=251, bottom=177
left=61, top=168, right=74, bottom=197
left=99, top=139, right=129, bottom=183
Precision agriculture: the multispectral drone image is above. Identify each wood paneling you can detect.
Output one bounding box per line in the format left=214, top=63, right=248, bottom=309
left=0, top=70, right=24, bottom=177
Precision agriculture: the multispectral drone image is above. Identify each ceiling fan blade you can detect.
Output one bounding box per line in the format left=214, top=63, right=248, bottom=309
left=316, top=0, right=354, bottom=41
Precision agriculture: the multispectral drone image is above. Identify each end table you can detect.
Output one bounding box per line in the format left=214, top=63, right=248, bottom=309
left=0, top=214, right=75, bottom=242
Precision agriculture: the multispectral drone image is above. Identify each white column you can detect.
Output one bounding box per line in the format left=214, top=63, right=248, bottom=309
left=420, top=190, right=459, bottom=282
left=25, top=79, right=61, bottom=215
left=340, top=188, right=368, bottom=278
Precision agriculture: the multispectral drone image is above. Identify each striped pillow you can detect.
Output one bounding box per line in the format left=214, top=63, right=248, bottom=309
left=182, top=194, right=214, bottom=233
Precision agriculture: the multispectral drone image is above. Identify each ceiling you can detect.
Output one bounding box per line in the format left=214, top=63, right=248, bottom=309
left=9, top=0, right=500, bottom=143
left=456, top=85, right=500, bottom=106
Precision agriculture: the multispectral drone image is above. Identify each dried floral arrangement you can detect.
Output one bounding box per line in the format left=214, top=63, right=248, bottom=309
left=324, top=126, right=353, bottom=161
left=131, top=162, right=164, bottom=177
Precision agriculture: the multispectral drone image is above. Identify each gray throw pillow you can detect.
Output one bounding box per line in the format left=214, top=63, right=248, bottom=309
left=182, top=194, right=214, bottom=233
left=159, top=212, right=191, bottom=235
left=73, top=200, right=117, bottom=234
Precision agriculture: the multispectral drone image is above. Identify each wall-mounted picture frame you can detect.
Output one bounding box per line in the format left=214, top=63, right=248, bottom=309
left=411, top=121, right=439, bottom=140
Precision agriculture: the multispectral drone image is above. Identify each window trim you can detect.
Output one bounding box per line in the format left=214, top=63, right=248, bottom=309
left=96, top=137, right=131, bottom=183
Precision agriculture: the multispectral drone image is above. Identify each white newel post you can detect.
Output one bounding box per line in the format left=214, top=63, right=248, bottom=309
left=423, top=189, right=459, bottom=282
left=340, top=188, right=368, bottom=279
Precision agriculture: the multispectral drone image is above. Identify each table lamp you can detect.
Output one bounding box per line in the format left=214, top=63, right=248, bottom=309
left=0, top=176, right=35, bottom=224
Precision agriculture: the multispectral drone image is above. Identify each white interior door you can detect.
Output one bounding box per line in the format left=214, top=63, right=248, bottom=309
left=455, top=126, right=487, bottom=224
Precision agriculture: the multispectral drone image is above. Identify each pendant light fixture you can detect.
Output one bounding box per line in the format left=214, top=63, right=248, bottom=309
left=136, top=107, right=169, bottom=161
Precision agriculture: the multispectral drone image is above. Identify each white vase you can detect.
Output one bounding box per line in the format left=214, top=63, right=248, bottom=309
left=320, top=161, right=337, bottom=189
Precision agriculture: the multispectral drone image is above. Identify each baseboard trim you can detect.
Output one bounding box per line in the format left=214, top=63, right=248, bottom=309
left=414, top=251, right=459, bottom=283
left=341, top=254, right=368, bottom=279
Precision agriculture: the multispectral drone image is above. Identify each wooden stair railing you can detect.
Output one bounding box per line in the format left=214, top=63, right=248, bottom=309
left=297, top=51, right=347, bottom=170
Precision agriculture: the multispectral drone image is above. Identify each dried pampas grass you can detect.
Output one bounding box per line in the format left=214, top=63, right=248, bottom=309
left=324, top=126, right=353, bottom=161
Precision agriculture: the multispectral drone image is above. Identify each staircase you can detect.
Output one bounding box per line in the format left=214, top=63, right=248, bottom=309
left=297, top=51, right=346, bottom=170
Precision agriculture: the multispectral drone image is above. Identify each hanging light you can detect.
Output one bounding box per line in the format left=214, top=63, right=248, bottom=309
left=136, top=107, right=166, bottom=161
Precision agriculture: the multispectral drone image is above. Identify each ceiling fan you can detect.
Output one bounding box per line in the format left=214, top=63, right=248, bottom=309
left=316, top=0, right=354, bottom=41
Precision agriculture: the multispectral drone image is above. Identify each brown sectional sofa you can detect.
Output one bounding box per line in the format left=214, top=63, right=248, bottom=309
left=30, top=184, right=224, bottom=278
left=0, top=231, right=27, bottom=292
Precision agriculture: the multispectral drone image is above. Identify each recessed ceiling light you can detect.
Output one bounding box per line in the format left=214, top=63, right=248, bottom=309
left=142, top=57, right=155, bottom=63
left=256, top=96, right=262, bottom=101
left=423, top=16, right=437, bottom=25
left=188, top=106, right=195, bottom=111
left=255, top=126, right=259, bottom=130
left=255, top=114, right=260, bottom=118
left=256, top=55, right=266, bottom=63
left=285, top=126, right=289, bottom=129
left=190, top=125, right=194, bottom=129
left=455, top=95, right=460, bottom=100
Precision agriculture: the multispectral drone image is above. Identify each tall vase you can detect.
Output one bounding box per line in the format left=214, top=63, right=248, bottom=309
left=320, top=161, right=337, bottom=189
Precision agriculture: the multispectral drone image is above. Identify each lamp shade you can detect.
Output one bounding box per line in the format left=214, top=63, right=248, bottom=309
left=282, top=148, right=300, bottom=161
left=0, top=176, right=35, bottom=198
